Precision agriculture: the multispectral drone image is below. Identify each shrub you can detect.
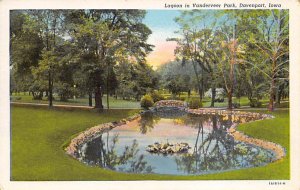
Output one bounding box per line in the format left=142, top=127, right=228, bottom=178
left=214, top=98, right=224, bottom=102
left=167, top=96, right=185, bottom=101
left=188, top=99, right=202, bottom=109
left=233, top=102, right=240, bottom=108
left=249, top=99, right=262, bottom=108
left=140, top=95, right=154, bottom=109
left=177, top=97, right=186, bottom=101
left=32, top=93, right=43, bottom=100
left=150, top=90, right=165, bottom=103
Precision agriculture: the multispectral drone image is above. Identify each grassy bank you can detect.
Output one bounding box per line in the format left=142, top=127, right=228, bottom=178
left=11, top=93, right=289, bottom=109
left=11, top=93, right=141, bottom=109
left=11, top=106, right=289, bottom=180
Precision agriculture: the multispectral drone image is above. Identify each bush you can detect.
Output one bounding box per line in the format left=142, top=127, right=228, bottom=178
left=188, top=99, right=203, bottom=109
left=214, top=98, right=224, bottom=102
left=167, top=96, right=185, bottom=101
left=249, top=99, right=262, bottom=108
left=233, top=102, right=240, bottom=108
left=140, top=95, right=154, bottom=109
left=150, top=90, right=165, bottom=103
left=32, top=93, right=43, bottom=100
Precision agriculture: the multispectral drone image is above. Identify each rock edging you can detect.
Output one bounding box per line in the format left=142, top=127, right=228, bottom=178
left=186, top=108, right=285, bottom=161
left=227, top=124, right=286, bottom=161
left=65, top=114, right=141, bottom=158
left=154, top=100, right=185, bottom=108
left=186, top=108, right=274, bottom=119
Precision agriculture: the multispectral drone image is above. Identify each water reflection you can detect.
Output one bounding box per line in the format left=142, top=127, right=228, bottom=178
left=139, top=112, right=160, bottom=134
left=79, top=110, right=275, bottom=175
left=174, top=115, right=273, bottom=174
left=81, top=133, right=154, bottom=174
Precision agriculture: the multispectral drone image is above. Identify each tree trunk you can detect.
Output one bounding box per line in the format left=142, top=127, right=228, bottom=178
left=95, top=85, right=103, bottom=109
left=276, top=83, right=284, bottom=105
left=228, top=54, right=234, bottom=110
left=88, top=92, right=93, bottom=107
left=48, top=70, right=53, bottom=107
left=210, top=87, right=216, bottom=107
left=268, top=58, right=276, bottom=112
left=228, top=90, right=233, bottom=110
left=106, top=66, right=110, bottom=109
left=106, top=93, right=109, bottom=109
left=268, top=79, right=275, bottom=111
left=191, top=61, right=202, bottom=103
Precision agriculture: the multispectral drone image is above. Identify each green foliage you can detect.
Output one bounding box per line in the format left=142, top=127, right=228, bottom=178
left=249, top=99, right=262, bottom=108
left=188, top=99, right=202, bottom=109
left=157, top=61, right=196, bottom=97
left=232, top=102, right=240, bottom=108
left=55, top=82, right=73, bottom=101
left=115, top=61, right=158, bottom=101
left=150, top=90, right=165, bottom=103
left=167, top=96, right=185, bottom=101
left=10, top=10, right=155, bottom=108
left=140, top=95, right=154, bottom=109
left=173, top=10, right=289, bottom=111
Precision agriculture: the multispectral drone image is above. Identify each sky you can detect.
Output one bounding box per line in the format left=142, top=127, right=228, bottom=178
left=143, top=10, right=181, bottom=69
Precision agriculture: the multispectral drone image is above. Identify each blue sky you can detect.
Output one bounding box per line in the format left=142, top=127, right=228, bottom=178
left=143, top=10, right=182, bottom=69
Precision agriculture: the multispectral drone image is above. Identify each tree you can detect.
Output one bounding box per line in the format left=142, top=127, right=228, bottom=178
left=10, top=11, right=44, bottom=97
left=27, top=10, right=64, bottom=107
left=115, top=61, right=158, bottom=101
left=157, top=61, right=197, bottom=97
left=248, top=10, right=289, bottom=111
left=67, top=10, right=153, bottom=109
left=172, top=10, right=223, bottom=107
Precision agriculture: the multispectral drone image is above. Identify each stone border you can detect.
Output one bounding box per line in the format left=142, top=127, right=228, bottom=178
left=65, top=114, right=141, bottom=158
left=186, top=108, right=275, bottom=119
left=228, top=124, right=286, bottom=161
left=186, top=108, right=286, bottom=162
left=66, top=100, right=286, bottom=163
left=154, top=100, right=185, bottom=108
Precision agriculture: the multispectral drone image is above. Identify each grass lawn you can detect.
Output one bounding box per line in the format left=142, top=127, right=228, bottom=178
left=11, top=106, right=289, bottom=180
left=11, top=93, right=141, bottom=109
left=11, top=93, right=289, bottom=109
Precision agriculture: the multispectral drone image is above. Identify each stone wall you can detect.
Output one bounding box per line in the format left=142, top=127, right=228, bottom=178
left=65, top=114, right=140, bottom=158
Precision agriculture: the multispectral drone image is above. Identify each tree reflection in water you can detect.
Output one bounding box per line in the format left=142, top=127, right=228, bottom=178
left=139, top=111, right=160, bottom=134
left=80, top=110, right=275, bottom=175
left=81, top=132, right=154, bottom=174
left=175, top=114, right=274, bottom=174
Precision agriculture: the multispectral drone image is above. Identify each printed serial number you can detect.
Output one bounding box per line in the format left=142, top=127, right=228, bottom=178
left=269, top=181, right=286, bottom=185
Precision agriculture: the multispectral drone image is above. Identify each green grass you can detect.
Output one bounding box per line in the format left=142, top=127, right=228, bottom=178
left=11, top=93, right=141, bottom=109
left=11, top=106, right=289, bottom=180
left=11, top=93, right=289, bottom=109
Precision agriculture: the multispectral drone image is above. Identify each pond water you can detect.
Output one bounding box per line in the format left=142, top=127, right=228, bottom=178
left=78, top=108, right=276, bottom=175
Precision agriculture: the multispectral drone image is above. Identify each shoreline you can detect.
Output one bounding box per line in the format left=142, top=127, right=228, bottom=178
left=65, top=101, right=286, bottom=166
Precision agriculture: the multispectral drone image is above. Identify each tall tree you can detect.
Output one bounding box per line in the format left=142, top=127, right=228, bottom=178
left=28, top=10, right=64, bottom=107
left=172, top=10, right=222, bottom=106
left=67, top=10, right=153, bottom=109
left=248, top=10, right=289, bottom=111
left=10, top=11, right=44, bottom=97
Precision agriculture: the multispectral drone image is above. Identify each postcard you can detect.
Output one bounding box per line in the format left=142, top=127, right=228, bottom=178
left=0, top=0, right=300, bottom=190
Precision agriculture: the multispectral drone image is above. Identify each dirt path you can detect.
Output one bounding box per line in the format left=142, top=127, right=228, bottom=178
left=11, top=102, right=93, bottom=110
